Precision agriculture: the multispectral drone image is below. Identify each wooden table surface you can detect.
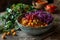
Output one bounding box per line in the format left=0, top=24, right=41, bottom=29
left=0, top=0, right=60, bottom=40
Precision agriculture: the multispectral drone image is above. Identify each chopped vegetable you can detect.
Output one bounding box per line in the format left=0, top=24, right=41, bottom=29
left=45, top=4, right=57, bottom=13
left=7, top=32, right=10, bottom=35
left=12, top=32, right=16, bottom=36
left=11, top=29, right=15, bottom=33
left=19, top=10, right=53, bottom=28
left=1, top=35, right=6, bottom=39
left=3, top=32, right=7, bottom=36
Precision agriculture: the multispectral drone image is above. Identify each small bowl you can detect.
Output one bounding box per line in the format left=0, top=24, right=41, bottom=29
left=16, top=16, right=53, bottom=35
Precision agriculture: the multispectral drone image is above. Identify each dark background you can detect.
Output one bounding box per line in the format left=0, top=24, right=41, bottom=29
left=0, top=0, right=54, bottom=12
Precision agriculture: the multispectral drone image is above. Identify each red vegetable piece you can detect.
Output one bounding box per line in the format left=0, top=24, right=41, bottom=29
left=45, top=4, right=57, bottom=13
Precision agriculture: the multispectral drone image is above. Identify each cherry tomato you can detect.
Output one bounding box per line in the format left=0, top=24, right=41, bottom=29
left=45, top=4, right=57, bottom=13
left=50, top=5, right=57, bottom=9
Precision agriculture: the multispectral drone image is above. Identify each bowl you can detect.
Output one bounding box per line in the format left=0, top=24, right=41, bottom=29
left=16, top=16, right=53, bottom=35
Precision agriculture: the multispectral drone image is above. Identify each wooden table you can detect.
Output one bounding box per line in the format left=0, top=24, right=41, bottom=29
left=0, top=11, right=60, bottom=40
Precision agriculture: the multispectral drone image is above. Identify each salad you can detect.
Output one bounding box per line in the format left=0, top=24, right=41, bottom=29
left=19, top=10, right=53, bottom=28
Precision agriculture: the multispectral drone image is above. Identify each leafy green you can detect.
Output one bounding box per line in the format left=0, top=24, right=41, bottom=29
left=0, top=3, right=36, bottom=33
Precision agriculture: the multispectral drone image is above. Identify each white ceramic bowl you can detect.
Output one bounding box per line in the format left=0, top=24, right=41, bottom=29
left=16, top=17, right=53, bottom=35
